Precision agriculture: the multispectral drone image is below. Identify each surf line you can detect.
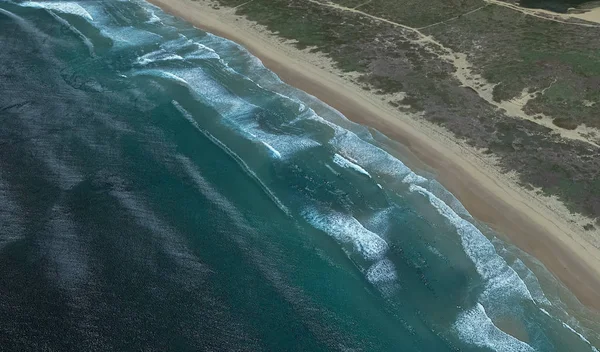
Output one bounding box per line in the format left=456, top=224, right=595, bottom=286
left=172, top=100, right=292, bottom=217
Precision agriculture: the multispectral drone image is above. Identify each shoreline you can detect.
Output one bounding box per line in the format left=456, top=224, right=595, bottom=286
left=147, top=0, right=600, bottom=311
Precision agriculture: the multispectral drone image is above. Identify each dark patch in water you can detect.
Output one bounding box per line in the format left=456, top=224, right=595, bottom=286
left=519, top=0, right=597, bottom=13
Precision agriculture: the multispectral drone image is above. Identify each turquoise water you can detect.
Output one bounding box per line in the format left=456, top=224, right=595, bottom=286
left=0, top=1, right=598, bottom=350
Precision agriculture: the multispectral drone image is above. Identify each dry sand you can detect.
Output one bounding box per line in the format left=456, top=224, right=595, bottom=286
left=572, top=7, right=600, bottom=23
left=147, top=0, right=600, bottom=311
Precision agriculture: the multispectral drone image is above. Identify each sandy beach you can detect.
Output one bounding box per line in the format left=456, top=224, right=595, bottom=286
left=572, top=7, right=600, bottom=23
left=147, top=0, right=600, bottom=311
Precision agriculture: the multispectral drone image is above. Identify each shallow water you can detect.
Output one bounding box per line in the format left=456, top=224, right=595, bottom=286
left=0, top=0, right=598, bottom=350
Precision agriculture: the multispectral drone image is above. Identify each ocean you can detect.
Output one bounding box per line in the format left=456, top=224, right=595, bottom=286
left=0, top=1, right=598, bottom=350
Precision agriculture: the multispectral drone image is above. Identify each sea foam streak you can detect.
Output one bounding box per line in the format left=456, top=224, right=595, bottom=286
left=330, top=129, right=411, bottom=179
left=261, top=141, right=281, bottom=158
left=132, top=32, right=322, bottom=159
left=409, top=184, right=534, bottom=302
left=135, top=51, right=184, bottom=66
left=45, top=9, right=95, bottom=56
left=100, top=27, right=163, bottom=48
left=303, top=208, right=388, bottom=261
left=562, top=323, right=600, bottom=352
left=172, top=100, right=291, bottom=216
left=402, top=172, right=428, bottom=185
left=169, top=68, right=320, bottom=159
left=366, top=258, right=397, bottom=283
left=333, top=153, right=371, bottom=178
left=144, top=8, right=161, bottom=23
left=454, top=304, right=535, bottom=352
left=510, top=259, right=551, bottom=306
left=407, top=184, right=547, bottom=349
left=21, top=1, right=94, bottom=21
left=133, top=70, right=190, bottom=86
left=302, top=206, right=400, bottom=296
left=186, top=43, right=221, bottom=60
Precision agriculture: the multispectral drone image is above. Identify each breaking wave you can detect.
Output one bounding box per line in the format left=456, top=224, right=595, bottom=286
left=21, top=1, right=93, bottom=21
left=302, top=207, right=389, bottom=261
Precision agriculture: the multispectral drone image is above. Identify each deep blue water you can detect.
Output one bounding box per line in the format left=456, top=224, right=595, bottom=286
left=0, top=1, right=599, bottom=350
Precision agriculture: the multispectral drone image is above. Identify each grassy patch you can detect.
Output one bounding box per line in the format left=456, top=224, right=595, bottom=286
left=358, top=0, right=484, bottom=28
left=425, top=4, right=600, bottom=127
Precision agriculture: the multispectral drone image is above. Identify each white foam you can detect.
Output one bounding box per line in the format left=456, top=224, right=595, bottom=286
left=186, top=43, right=221, bottom=60
left=160, top=37, right=221, bottom=60
left=327, top=128, right=411, bottom=179
left=44, top=9, right=95, bottom=56
left=333, top=153, right=371, bottom=178
left=172, top=101, right=291, bottom=217
left=135, top=51, right=183, bottom=66
left=325, top=164, right=341, bottom=176
left=158, top=34, right=192, bottom=51
left=250, top=129, right=320, bottom=159
left=366, top=258, right=400, bottom=296
left=402, top=172, right=428, bottom=185
left=173, top=68, right=257, bottom=120
left=511, top=259, right=551, bottom=306
left=133, top=70, right=189, bottom=86
left=145, top=8, right=161, bottom=23
left=172, top=68, right=320, bottom=158
left=200, top=32, right=271, bottom=72
left=261, top=141, right=281, bottom=158
left=363, top=207, right=394, bottom=236
left=409, top=184, right=534, bottom=304
left=303, top=208, right=388, bottom=261
left=562, top=322, right=598, bottom=351
left=145, top=49, right=318, bottom=161
left=22, top=2, right=93, bottom=21
left=100, top=27, right=163, bottom=48
left=366, top=259, right=397, bottom=283
left=197, top=39, right=414, bottom=181
left=427, top=245, right=445, bottom=259
left=428, top=180, right=471, bottom=218
left=454, top=303, right=535, bottom=352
